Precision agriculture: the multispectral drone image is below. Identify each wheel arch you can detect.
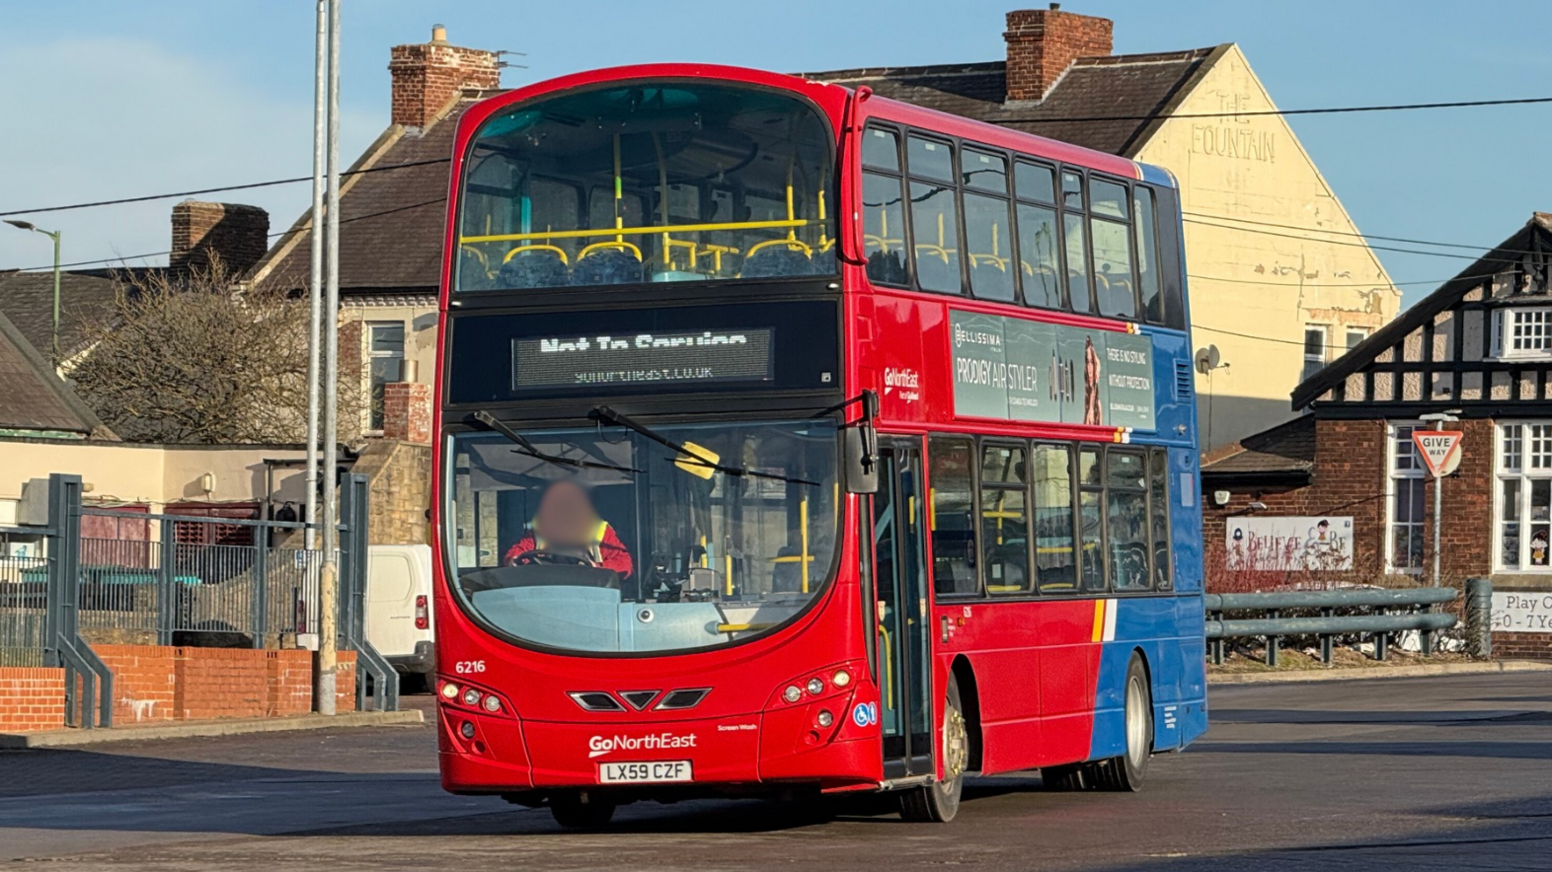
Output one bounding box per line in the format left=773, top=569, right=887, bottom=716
left=950, top=655, right=983, bottom=774
left=1128, top=645, right=1155, bottom=750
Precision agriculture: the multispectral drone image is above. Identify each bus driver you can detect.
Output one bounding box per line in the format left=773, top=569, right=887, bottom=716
left=504, top=480, right=634, bottom=579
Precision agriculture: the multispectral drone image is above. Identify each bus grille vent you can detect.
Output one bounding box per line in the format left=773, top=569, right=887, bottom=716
left=568, top=691, right=625, bottom=712
left=655, top=688, right=711, bottom=711
left=1175, top=360, right=1194, bottom=400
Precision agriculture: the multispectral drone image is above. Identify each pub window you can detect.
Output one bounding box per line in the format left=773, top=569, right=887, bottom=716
left=1149, top=449, right=1173, bottom=589
left=1386, top=422, right=1426, bottom=573
left=1496, top=422, right=1552, bottom=570
left=962, top=148, right=1015, bottom=302
left=980, top=443, right=1031, bottom=595
left=1491, top=308, right=1552, bottom=359
left=1346, top=326, right=1370, bottom=352
left=1090, top=178, right=1135, bottom=319
left=863, top=172, right=909, bottom=286
left=1134, top=187, right=1164, bottom=324
left=1078, top=447, right=1105, bottom=591
left=929, top=437, right=979, bottom=595
left=1033, top=444, right=1077, bottom=593
left=1106, top=450, right=1150, bottom=591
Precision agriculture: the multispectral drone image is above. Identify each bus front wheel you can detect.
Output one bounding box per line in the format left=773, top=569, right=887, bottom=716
left=900, top=674, right=967, bottom=822
left=550, top=791, right=616, bottom=828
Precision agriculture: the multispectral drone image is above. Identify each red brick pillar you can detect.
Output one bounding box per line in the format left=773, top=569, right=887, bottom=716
left=381, top=382, right=433, bottom=443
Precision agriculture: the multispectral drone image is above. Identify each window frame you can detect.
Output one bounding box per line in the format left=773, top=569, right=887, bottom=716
left=856, top=122, right=1174, bottom=328
left=1494, top=420, right=1552, bottom=572
left=1491, top=307, right=1552, bottom=360
left=925, top=434, right=1175, bottom=602
left=859, top=122, right=912, bottom=289
left=365, top=320, right=407, bottom=433
left=1303, top=324, right=1330, bottom=382
left=1384, top=420, right=1427, bottom=574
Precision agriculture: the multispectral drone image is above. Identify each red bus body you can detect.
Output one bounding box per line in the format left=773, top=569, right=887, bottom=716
left=431, top=64, right=1207, bottom=819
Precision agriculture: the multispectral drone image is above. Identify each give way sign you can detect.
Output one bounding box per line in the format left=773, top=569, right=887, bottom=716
left=1412, top=430, right=1463, bottom=477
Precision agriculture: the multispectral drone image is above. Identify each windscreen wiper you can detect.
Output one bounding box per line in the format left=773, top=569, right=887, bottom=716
left=472, top=411, right=641, bottom=474
left=589, top=405, right=818, bottom=487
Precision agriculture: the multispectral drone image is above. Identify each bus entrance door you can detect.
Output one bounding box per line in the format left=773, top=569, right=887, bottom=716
left=872, top=441, right=934, bottom=781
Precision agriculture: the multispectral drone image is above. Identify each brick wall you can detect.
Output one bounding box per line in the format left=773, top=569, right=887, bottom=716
left=1003, top=8, right=1113, bottom=102
left=170, top=200, right=270, bottom=278
left=388, top=27, right=500, bottom=129
left=1204, top=418, right=1498, bottom=587
left=91, top=645, right=357, bottom=721
left=382, top=381, right=432, bottom=443
left=1493, top=631, right=1552, bottom=660
left=0, top=668, right=66, bottom=733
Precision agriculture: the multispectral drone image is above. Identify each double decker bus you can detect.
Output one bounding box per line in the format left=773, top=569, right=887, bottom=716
left=432, top=64, right=1207, bottom=826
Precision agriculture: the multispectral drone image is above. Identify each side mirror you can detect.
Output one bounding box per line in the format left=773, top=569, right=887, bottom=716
left=844, top=423, right=878, bottom=494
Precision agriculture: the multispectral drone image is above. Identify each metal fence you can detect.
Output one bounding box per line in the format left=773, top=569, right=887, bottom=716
left=1205, top=588, right=1460, bottom=666
left=0, top=472, right=397, bottom=727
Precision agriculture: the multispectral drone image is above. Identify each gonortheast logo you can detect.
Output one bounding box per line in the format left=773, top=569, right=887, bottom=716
left=884, top=367, right=921, bottom=403
left=587, top=732, right=698, bottom=759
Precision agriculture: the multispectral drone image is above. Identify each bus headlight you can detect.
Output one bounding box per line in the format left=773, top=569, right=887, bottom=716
left=482, top=695, right=502, bottom=713
left=816, top=710, right=834, bottom=728
left=441, top=682, right=459, bottom=700
left=462, top=688, right=481, bottom=707
left=783, top=685, right=803, bottom=703
left=806, top=678, right=825, bottom=696
left=832, top=669, right=851, bottom=688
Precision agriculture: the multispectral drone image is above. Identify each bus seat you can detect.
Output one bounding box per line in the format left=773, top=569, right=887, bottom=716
left=459, top=248, right=496, bottom=291
left=742, top=244, right=822, bottom=279
left=572, top=247, right=644, bottom=286
left=497, top=250, right=569, bottom=289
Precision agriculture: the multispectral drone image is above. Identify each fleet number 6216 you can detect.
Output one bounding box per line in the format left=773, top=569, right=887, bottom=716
left=454, top=660, right=486, bottom=674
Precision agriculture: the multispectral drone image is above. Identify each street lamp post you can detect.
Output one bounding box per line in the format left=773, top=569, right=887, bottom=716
left=4, top=220, right=62, bottom=359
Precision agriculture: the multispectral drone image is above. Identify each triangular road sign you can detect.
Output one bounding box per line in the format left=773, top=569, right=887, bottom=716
left=1412, top=430, right=1463, bottom=477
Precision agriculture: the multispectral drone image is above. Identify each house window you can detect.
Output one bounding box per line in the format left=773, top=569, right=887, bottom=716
left=1302, top=326, right=1328, bottom=382
left=1496, top=422, right=1552, bottom=570
left=1492, top=308, right=1552, bottom=359
left=1386, top=422, right=1426, bottom=573
left=1345, top=327, right=1369, bottom=351
left=367, top=321, right=406, bottom=431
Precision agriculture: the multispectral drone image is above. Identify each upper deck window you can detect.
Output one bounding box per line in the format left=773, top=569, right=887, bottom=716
left=456, top=83, right=836, bottom=292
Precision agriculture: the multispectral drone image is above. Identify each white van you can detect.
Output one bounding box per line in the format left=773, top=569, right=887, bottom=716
left=365, top=544, right=435, bottom=684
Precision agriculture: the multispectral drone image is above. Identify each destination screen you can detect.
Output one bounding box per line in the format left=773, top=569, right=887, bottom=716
left=513, top=329, right=774, bottom=389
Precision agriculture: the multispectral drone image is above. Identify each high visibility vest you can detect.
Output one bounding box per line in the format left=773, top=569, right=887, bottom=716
left=533, top=519, right=612, bottom=563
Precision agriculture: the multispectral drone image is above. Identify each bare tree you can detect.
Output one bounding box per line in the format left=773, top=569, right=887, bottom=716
left=70, top=258, right=362, bottom=444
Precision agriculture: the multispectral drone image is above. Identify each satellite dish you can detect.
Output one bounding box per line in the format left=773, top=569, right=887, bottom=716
left=1193, top=345, right=1222, bottom=375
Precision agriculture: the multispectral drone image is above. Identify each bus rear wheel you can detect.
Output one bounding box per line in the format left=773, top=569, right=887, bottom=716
left=1091, top=654, right=1152, bottom=792
left=550, top=792, right=616, bottom=828
left=900, top=674, right=967, bottom=823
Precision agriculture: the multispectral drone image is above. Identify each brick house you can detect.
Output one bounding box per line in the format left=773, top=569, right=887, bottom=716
left=1202, top=212, right=1552, bottom=658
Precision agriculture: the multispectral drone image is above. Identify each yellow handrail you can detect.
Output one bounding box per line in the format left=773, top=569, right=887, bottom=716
left=461, top=218, right=810, bottom=245
left=502, top=244, right=569, bottom=265
left=747, top=238, right=813, bottom=258
left=578, top=240, right=642, bottom=261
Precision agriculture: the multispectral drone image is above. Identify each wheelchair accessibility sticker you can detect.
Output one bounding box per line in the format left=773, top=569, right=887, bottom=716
left=852, top=702, right=879, bottom=728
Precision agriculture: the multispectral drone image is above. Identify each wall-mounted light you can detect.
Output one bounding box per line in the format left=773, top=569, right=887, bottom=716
left=1247, top=501, right=1268, bottom=512
left=200, top=472, right=216, bottom=495
left=1212, top=490, right=1231, bottom=507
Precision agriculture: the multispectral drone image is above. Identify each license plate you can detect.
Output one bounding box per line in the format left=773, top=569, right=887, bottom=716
left=598, top=760, right=693, bottom=784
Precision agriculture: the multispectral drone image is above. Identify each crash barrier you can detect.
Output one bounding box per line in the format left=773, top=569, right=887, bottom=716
left=1205, top=587, right=1459, bottom=667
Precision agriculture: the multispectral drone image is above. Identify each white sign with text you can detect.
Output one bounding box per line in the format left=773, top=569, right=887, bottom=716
left=1225, top=516, right=1354, bottom=571
left=1491, top=591, right=1552, bottom=633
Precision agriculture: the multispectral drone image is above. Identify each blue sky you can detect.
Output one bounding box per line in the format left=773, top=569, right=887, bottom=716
left=2, top=0, right=1547, bottom=309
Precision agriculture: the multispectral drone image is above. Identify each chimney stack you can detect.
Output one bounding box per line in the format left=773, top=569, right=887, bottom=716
left=388, top=25, right=501, bottom=130
left=169, top=200, right=270, bottom=279
left=1004, top=5, right=1113, bottom=103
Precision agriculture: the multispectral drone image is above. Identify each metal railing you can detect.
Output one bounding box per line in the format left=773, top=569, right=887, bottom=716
left=1206, top=587, right=1459, bottom=666
left=1, top=472, right=398, bottom=727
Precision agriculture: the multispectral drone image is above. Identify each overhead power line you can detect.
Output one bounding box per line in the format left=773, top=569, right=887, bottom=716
left=0, top=158, right=450, bottom=219
left=1183, top=211, right=1540, bottom=256
left=1183, top=217, right=1484, bottom=261
left=1021, top=95, right=1552, bottom=124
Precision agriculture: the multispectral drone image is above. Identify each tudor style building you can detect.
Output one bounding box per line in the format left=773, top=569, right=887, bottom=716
left=1202, top=212, right=1552, bottom=659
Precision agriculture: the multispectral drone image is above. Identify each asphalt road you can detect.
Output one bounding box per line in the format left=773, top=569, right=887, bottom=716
left=3, top=673, right=1550, bottom=871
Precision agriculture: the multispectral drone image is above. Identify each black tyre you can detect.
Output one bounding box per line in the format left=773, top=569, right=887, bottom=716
left=1040, top=763, right=1087, bottom=791
left=1091, top=654, right=1152, bottom=792
left=550, top=792, right=616, bottom=828
left=900, top=674, right=969, bottom=822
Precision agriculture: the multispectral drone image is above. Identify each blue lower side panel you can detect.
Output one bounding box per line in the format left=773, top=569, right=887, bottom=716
left=1088, top=594, right=1208, bottom=762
